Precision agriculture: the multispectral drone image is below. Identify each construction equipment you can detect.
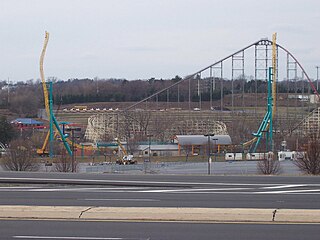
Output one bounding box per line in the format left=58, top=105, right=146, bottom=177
left=115, top=138, right=137, bottom=165
left=37, top=104, right=63, bottom=157
left=37, top=132, right=55, bottom=157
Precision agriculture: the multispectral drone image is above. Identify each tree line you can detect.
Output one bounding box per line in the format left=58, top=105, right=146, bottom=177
left=0, top=76, right=315, bottom=116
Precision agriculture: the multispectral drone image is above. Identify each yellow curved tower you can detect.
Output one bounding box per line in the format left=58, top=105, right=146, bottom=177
left=40, top=31, right=50, bottom=118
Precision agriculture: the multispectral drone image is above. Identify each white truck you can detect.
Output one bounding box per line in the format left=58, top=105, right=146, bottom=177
left=0, top=142, right=7, bottom=157
left=115, top=138, right=137, bottom=165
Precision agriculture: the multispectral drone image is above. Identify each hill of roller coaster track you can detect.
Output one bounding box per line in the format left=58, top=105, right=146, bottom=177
left=54, top=93, right=312, bottom=136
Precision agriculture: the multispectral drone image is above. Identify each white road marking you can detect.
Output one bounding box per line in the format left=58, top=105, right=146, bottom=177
left=262, top=184, right=306, bottom=189
left=82, top=198, right=160, bottom=202
left=255, top=189, right=320, bottom=194
left=0, top=186, right=41, bottom=189
left=28, top=187, right=146, bottom=192
left=138, top=187, right=250, bottom=193
left=1, top=177, right=300, bottom=186
left=170, top=191, right=253, bottom=194
left=0, top=187, right=148, bottom=192
left=1, top=178, right=319, bottom=195
left=13, top=236, right=149, bottom=240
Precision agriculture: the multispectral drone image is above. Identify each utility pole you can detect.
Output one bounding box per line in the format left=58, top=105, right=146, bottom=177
left=147, top=134, right=153, bottom=163
left=65, top=127, right=81, bottom=172
left=316, top=66, right=319, bottom=92
left=204, top=133, right=215, bottom=175
left=7, top=78, right=10, bottom=105
left=213, top=138, right=218, bottom=164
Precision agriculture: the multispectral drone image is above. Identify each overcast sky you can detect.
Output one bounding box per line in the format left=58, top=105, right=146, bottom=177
left=1, top=0, right=320, bottom=82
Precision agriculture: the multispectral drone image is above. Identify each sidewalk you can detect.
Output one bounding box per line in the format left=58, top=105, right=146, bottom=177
left=1, top=205, right=320, bottom=223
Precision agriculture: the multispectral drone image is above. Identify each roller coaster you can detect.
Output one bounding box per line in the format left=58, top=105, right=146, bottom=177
left=38, top=32, right=107, bottom=157
left=39, top=32, right=320, bottom=156
left=85, top=33, right=320, bottom=153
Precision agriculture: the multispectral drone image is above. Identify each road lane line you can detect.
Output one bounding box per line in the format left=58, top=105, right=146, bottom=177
left=0, top=186, right=41, bottom=189
left=1, top=177, right=302, bottom=186
left=28, top=187, right=147, bottom=192
left=0, top=187, right=149, bottom=192
left=255, top=189, right=320, bottom=194
left=262, top=184, right=306, bottom=189
left=82, top=199, right=160, bottom=202
left=13, top=236, right=149, bottom=240
left=138, top=187, right=250, bottom=193
left=169, top=190, right=320, bottom=194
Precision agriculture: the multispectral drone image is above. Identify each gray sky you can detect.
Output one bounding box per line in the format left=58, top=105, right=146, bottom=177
left=1, top=0, right=320, bottom=82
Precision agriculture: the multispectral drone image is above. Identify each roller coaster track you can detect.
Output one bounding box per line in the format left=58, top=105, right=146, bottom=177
left=124, top=38, right=319, bottom=111
left=119, top=36, right=319, bottom=151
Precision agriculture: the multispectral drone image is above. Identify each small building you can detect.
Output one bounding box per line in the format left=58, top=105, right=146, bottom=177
left=175, top=135, right=232, bottom=156
left=10, top=118, right=45, bottom=130
left=137, top=143, right=179, bottom=157
left=225, top=152, right=243, bottom=161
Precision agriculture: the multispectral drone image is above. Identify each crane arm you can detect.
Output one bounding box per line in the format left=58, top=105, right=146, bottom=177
left=115, top=138, right=128, bottom=155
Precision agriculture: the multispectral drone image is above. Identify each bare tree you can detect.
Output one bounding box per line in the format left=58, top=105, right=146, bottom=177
left=257, top=152, right=281, bottom=175
left=294, top=134, right=320, bottom=175
left=1, top=139, right=39, bottom=171
left=131, top=110, right=152, bottom=136
left=126, top=137, right=139, bottom=155
left=54, top=146, right=74, bottom=172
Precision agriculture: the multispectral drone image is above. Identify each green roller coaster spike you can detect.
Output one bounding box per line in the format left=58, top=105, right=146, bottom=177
left=48, top=82, right=73, bottom=156
left=251, top=67, right=273, bottom=153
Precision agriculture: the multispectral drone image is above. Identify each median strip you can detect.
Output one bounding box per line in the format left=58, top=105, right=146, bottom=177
left=0, top=205, right=319, bottom=223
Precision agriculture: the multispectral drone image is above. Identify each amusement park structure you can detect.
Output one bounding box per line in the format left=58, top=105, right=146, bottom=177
left=248, top=33, right=277, bottom=153
left=37, top=32, right=72, bottom=157
left=37, top=31, right=320, bottom=156
left=84, top=33, right=320, bottom=153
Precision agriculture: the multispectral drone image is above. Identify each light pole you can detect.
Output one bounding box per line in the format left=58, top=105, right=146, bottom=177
left=204, top=133, right=215, bottom=175
left=316, top=66, right=319, bottom=92
left=212, top=138, right=218, bottom=163
left=147, top=134, right=153, bottom=163
left=65, top=127, right=81, bottom=172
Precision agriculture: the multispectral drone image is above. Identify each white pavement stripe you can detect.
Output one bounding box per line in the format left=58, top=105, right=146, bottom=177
left=170, top=190, right=320, bottom=194
left=255, top=189, right=320, bottom=194
left=13, top=236, right=149, bottom=240
left=170, top=191, right=253, bottom=194
left=0, top=186, right=41, bottom=189
left=262, top=184, right=306, bottom=189
left=0, top=187, right=148, bottom=192
left=28, top=187, right=147, bottom=192
left=138, top=187, right=250, bottom=193
left=82, top=198, right=160, bottom=202
left=0, top=177, right=299, bottom=186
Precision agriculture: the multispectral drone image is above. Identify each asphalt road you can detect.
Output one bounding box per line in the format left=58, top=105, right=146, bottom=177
left=0, top=172, right=319, bottom=209
left=1, top=220, right=320, bottom=240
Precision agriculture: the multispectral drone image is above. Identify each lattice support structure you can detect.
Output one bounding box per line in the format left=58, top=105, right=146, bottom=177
left=82, top=37, right=320, bottom=146
left=84, top=111, right=228, bottom=143
left=295, top=107, right=320, bottom=136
